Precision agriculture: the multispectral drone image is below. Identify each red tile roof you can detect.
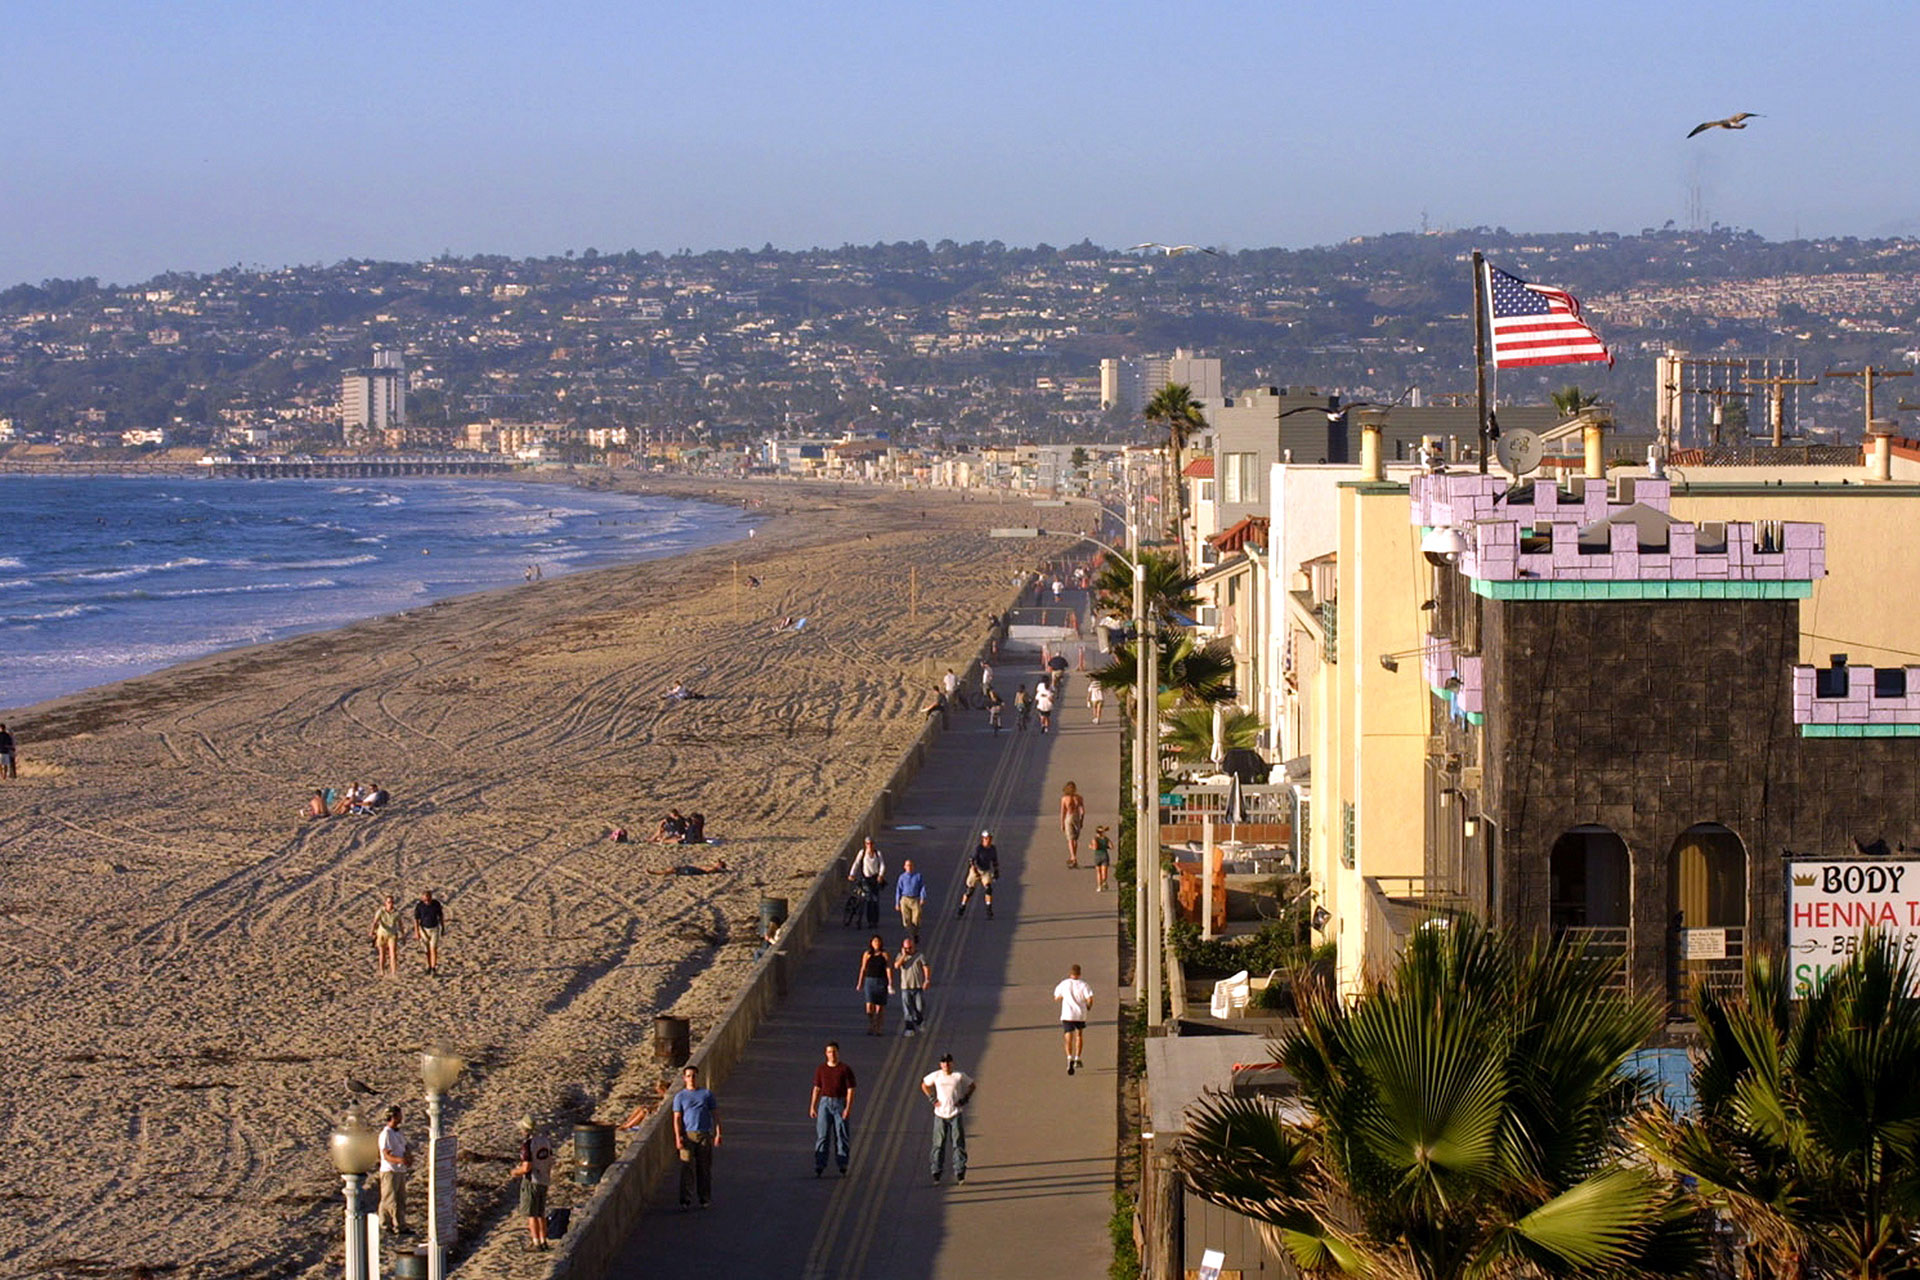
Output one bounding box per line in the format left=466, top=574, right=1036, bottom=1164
left=1182, top=457, right=1214, bottom=479
left=1208, top=516, right=1270, bottom=553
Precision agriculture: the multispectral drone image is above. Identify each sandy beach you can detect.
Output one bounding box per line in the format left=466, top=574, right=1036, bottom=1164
left=0, top=478, right=1074, bottom=1279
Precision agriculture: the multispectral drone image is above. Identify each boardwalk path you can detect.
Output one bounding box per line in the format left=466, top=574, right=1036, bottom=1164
left=610, top=632, right=1121, bottom=1280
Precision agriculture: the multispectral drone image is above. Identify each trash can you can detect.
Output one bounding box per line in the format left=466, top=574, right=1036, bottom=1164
left=652, top=1014, right=690, bottom=1067
left=757, top=897, right=789, bottom=940
left=392, top=1248, right=429, bottom=1279
left=574, top=1121, right=616, bottom=1186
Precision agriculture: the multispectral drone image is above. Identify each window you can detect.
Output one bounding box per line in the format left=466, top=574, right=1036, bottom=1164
left=1875, top=668, right=1908, bottom=699
left=1221, top=451, right=1260, bottom=504
left=1341, top=802, right=1356, bottom=870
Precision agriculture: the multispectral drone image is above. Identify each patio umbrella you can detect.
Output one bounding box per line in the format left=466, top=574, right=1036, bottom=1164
left=1223, top=772, right=1249, bottom=826
left=1218, top=747, right=1269, bottom=784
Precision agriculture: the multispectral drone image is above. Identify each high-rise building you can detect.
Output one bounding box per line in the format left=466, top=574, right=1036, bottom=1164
left=341, top=346, right=408, bottom=440
left=1100, top=348, right=1223, bottom=414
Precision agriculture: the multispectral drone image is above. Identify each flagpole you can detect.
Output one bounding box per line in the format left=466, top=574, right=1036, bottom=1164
left=1473, top=250, right=1490, bottom=475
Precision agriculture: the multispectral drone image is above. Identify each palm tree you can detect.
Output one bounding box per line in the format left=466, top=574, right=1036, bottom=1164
left=1161, top=704, right=1262, bottom=768
left=1551, top=386, right=1603, bottom=420
left=1091, top=548, right=1201, bottom=624
left=1177, top=917, right=1703, bottom=1279
left=1144, top=382, right=1208, bottom=567
left=1092, top=632, right=1235, bottom=709
left=1641, top=937, right=1920, bottom=1279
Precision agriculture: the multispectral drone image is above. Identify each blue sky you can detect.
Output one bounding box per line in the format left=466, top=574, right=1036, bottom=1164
left=4, top=0, right=1912, bottom=286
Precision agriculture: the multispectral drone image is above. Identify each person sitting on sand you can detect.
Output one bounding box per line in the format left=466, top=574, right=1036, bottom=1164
left=665, top=682, right=705, bottom=701
left=773, top=615, right=797, bottom=633
left=351, top=785, right=390, bottom=815
left=648, top=857, right=729, bottom=876
left=617, top=1081, right=674, bottom=1131
left=648, top=809, right=688, bottom=843
left=678, top=812, right=707, bottom=845
left=303, top=790, right=329, bottom=820
left=331, top=784, right=363, bottom=816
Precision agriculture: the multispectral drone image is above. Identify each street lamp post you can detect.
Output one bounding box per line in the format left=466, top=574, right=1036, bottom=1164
left=330, top=1109, right=381, bottom=1280
left=421, top=1043, right=465, bottom=1280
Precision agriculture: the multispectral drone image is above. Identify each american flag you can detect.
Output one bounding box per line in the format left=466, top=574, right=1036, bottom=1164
left=1484, top=262, right=1611, bottom=368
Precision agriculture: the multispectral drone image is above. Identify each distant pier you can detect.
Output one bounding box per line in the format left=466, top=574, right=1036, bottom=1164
left=198, top=454, right=517, bottom=478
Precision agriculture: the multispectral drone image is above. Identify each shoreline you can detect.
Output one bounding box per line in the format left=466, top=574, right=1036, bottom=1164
left=1, top=467, right=759, bottom=718
left=0, top=478, right=1072, bottom=1278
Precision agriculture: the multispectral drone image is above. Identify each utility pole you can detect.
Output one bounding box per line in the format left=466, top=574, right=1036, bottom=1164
left=1688, top=387, right=1755, bottom=447
left=1825, top=366, right=1913, bottom=441
left=1742, top=372, right=1820, bottom=447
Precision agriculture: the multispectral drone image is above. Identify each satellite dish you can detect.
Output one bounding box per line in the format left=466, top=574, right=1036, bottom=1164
left=1495, top=428, right=1542, bottom=476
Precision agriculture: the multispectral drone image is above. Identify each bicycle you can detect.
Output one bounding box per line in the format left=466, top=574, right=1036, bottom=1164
left=843, top=878, right=877, bottom=928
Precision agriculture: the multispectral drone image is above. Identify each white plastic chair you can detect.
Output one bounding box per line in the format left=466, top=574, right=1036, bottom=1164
left=1210, top=969, right=1251, bottom=1019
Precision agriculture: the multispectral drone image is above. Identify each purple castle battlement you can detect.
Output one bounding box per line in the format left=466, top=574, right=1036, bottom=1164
left=1794, top=662, right=1920, bottom=730
left=1409, top=472, right=1826, bottom=587
left=1421, top=635, right=1483, bottom=717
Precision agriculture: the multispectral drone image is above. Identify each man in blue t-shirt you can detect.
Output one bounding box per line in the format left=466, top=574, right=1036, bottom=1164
left=671, top=1065, right=721, bottom=1208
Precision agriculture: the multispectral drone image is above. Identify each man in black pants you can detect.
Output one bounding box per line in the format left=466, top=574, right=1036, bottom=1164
left=412, top=889, right=447, bottom=975
left=957, top=831, right=1000, bottom=920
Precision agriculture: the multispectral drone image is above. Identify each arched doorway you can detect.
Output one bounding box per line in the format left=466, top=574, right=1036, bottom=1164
left=1549, top=826, right=1631, bottom=985
left=1670, top=823, right=1748, bottom=1002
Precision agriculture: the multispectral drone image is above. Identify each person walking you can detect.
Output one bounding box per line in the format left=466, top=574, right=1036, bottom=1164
left=1060, top=781, right=1086, bottom=868
left=808, top=1041, right=857, bottom=1176
left=1091, top=825, right=1112, bottom=893
left=922, top=1051, right=975, bottom=1184
left=856, top=934, right=893, bottom=1035
left=1086, top=679, right=1105, bottom=724
left=984, top=686, right=1004, bottom=734
left=672, top=1065, right=721, bottom=1208
left=0, top=724, right=15, bottom=779
left=512, top=1116, right=555, bottom=1251
left=956, top=831, right=999, bottom=920
left=412, top=888, right=446, bottom=975
left=1054, top=964, right=1094, bottom=1075
left=894, top=858, right=927, bottom=938
left=942, top=667, right=966, bottom=710
left=979, top=660, right=993, bottom=699
left=377, top=1105, right=412, bottom=1237
left=894, top=937, right=932, bottom=1036
left=1013, top=684, right=1031, bottom=732
left=1035, top=680, right=1055, bottom=734
left=371, top=894, right=402, bottom=976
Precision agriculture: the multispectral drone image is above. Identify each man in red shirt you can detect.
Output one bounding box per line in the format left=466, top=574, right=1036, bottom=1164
left=807, top=1041, right=857, bottom=1176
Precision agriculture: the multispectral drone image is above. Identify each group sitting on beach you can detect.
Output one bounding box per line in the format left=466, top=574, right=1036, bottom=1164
left=303, top=783, right=391, bottom=819
left=646, top=809, right=707, bottom=845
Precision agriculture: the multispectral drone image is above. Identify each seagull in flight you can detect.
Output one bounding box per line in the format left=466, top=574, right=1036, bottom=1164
left=1278, top=388, right=1413, bottom=423
left=1128, top=242, right=1217, bottom=256
left=1280, top=401, right=1383, bottom=423
left=1687, top=112, right=1762, bottom=138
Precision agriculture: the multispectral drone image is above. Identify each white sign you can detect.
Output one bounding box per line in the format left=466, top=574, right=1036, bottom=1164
left=1787, top=860, right=1920, bottom=997
left=1198, top=1248, right=1227, bottom=1280
left=1681, top=928, right=1726, bottom=961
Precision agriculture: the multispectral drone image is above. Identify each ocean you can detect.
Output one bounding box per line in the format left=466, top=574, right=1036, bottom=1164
left=0, top=473, right=754, bottom=710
